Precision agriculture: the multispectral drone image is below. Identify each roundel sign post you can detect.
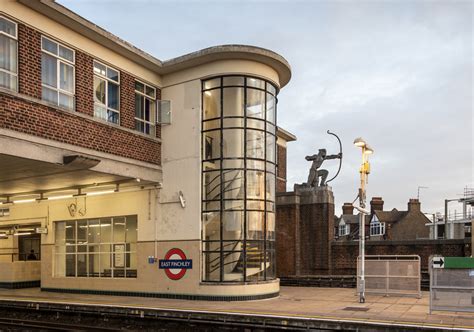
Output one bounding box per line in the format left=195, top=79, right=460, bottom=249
left=159, top=248, right=193, bottom=280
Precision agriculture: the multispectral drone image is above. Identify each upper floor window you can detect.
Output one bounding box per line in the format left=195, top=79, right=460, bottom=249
left=41, top=36, right=75, bottom=110
left=0, top=16, right=17, bottom=91
left=370, top=219, right=385, bottom=236
left=135, top=81, right=155, bottom=135
left=93, top=61, right=120, bottom=124
left=338, top=222, right=350, bottom=236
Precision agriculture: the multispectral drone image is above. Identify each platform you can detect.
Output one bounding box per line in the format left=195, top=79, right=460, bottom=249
left=0, top=286, right=473, bottom=330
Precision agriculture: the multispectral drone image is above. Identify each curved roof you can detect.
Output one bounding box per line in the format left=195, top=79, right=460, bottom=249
left=162, top=45, right=291, bottom=87
left=20, top=0, right=292, bottom=88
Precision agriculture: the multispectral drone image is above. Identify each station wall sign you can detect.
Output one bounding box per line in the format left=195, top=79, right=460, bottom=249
left=159, top=248, right=192, bottom=280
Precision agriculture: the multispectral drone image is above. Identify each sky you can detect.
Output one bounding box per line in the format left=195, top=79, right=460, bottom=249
left=59, top=0, right=473, bottom=215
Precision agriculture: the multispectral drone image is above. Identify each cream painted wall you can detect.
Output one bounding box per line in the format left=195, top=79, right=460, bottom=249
left=160, top=60, right=283, bottom=242
left=2, top=1, right=161, bottom=86
left=162, top=60, right=280, bottom=89
left=0, top=189, right=159, bottom=245
left=160, top=80, right=201, bottom=241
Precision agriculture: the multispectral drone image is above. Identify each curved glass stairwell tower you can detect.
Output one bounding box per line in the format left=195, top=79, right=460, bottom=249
left=202, top=76, right=277, bottom=282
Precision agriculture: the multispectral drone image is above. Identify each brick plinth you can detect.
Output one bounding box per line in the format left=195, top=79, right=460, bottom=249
left=276, top=187, right=335, bottom=277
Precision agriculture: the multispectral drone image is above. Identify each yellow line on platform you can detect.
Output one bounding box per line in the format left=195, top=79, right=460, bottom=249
left=0, top=296, right=472, bottom=330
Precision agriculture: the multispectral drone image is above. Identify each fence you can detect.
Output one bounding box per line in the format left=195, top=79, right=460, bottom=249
left=429, top=256, right=474, bottom=313
left=357, top=255, right=421, bottom=298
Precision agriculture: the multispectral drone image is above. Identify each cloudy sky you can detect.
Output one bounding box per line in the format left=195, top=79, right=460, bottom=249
left=59, top=0, right=473, bottom=215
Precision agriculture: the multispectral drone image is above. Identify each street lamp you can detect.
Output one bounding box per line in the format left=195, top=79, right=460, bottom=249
left=353, top=137, right=374, bottom=304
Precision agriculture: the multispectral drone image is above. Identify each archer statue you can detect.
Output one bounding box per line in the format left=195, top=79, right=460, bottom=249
left=304, top=131, right=343, bottom=188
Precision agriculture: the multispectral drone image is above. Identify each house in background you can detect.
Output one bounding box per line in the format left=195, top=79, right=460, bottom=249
left=336, top=197, right=431, bottom=241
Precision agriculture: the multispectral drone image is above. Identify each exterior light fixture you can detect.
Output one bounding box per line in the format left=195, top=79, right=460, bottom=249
left=353, top=137, right=366, bottom=147
left=354, top=136, right=375, bottom=304
left=14, top=199, right=36, bottom=204
left=87, top=190, right=115, bottom=196
left=364, top=145, right=374, bottom=155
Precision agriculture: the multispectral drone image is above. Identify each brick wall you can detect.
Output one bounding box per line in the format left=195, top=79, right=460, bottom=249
left=276, top=190, right=335, bottom=277
left=276, top=144, right=286, bottom=192
left=276, top=202, right=299, bottom=276
left=0, top=93, right=161, bottom=165
left=11, top=22, right=161, bottom=165
left=75, top=51, right=94, bottom=117
left=120, top=71, right=135, bottom=130
left=300, top=202, right=334, bottom=274
left=18, top=24, right=41, bottom=99
left=331, top=239, right=471, bottom=275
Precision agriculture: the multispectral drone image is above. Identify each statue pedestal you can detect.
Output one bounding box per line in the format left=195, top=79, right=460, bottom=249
left=276, top=185, right=334, bottom=276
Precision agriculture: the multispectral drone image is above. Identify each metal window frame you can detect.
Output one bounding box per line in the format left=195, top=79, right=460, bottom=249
left=201, top=75, right=278, bottom=283
left=54, top=216, right=137, bottom=279
left=93, top=60, right=120, bottom=124
left=0, top=15, right=18, bottom=92
left=41, top=36, right=76, bottom=110
left=134, top=80, right=156, bottom=135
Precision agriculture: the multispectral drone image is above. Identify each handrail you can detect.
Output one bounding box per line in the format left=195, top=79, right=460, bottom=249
left=208, top=240, right=242, bottom=266
left=205, top=169, right=235, bottom=192
left=206, top=174, right=242, bottom=197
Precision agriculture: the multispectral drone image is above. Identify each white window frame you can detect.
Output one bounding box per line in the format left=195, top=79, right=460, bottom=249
left=0, top=15, right=18, bottom=92
left=93, top=60, right=120, bottom=124
left=338, top=222, right=350, bottom=236
left=41, top=36, right=75, bottom=109
left=134, top=80, right=156, bottom=135
left=370, top=219, right=385, bottom=236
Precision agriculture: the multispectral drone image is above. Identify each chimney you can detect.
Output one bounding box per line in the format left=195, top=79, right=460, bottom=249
left=408, top=198, right=421, bottom=212
left=342, top=202, right=353, bottom=215
left=370, top=197, right=384, bottom=214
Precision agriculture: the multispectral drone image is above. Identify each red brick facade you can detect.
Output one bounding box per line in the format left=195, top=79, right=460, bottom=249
left=75, top=51, right=94, bottom=117
left=276, top=191, right=471, bottom=278
left=18, top=24, right=41, bottom=99
left=331, top=239, right=471, bottom=275
left=7, top=22, right=161, bottom=165
left=120, top=71, right=136, bottom=130
left=276, top=144, right=287, bottom=192
left=0, top=93, right=161, bottom=165
left=276, top=190, right=334, bottom=276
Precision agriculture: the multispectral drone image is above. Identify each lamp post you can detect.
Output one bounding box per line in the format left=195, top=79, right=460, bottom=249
left=353, top=137, right=374, bottom=304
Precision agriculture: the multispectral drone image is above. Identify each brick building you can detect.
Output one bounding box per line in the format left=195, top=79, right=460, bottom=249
left=336, top=197, right=431, bottom=241
left=0, top=0, right=293, bottom=300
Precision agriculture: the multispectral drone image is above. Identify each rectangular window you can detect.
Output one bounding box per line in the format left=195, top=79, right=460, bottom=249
left=134, top=81, right=155, bottom=135
left=93, top=60, right=120, bottom=124
left=41, top=36, right=75, bottom=110
left=54, top=216, right=137, bottom=278
left=339, top=224, right=350, bottom=236
left=370, top=221, right=385, bottom=236
left=0, top=16, right=18, bottom=91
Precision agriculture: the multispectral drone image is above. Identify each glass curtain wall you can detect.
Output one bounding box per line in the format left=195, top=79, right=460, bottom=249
left=202, top=76, right=277, bottom=283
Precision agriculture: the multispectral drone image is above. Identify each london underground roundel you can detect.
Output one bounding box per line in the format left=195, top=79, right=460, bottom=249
left=159, top=248, right=193, bottom=280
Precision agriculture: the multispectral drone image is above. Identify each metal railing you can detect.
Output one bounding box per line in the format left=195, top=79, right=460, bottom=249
left=357, top=255, right=421, bottom=298
left=429, top=256, right=474, bottom=313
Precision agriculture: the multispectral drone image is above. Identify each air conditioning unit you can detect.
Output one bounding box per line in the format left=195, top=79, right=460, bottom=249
left=157, top=100, right=171, bottom=125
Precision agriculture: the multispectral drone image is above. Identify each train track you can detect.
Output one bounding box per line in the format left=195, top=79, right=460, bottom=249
left=0, top=317, right=119, bottom=331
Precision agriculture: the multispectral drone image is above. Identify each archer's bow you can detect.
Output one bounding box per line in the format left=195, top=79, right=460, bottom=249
left=326, top=130, right=343, bottom=184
